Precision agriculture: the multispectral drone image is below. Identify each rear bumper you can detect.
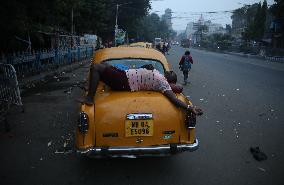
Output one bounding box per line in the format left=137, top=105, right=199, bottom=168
left=77, top=139, right=198, bottom=158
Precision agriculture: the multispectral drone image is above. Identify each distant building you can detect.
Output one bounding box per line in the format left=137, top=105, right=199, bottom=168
left=162, top=8, right=173, bottom=30
left=80, top=34, right=100, bottom=49
left=231, top=13, right=247, bottom=39
left=185, top=22, right=196, bottom=39
left=185, top=15, right=225, bottom=45
left=205, top=21, right=226, bottom=35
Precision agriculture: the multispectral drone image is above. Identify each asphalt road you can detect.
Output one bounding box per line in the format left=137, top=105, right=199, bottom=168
left=0, top=46, right=283, bottom=185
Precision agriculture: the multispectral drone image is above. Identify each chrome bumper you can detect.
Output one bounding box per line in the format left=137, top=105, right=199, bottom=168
left=77, top=139, right=198, bottom=158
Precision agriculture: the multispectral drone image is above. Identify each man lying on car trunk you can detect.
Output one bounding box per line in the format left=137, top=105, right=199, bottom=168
left=80, top=63, right=203, bottom=116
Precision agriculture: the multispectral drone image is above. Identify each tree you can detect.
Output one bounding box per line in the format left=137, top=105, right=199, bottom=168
left=226, top=24, right=232, bottom=34
left=240, top=1, right=268, bottom=41
left=136, top=12, right=175, bottom=42
left=270, top=0, right=284, bottom=47
left=0, top=0, right=152, bottom=52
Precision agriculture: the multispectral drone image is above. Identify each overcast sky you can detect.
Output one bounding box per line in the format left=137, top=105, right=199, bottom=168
left=150, top=0, right=275, bottom=31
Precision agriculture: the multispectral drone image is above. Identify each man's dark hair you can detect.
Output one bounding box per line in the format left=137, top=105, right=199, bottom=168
left=164, top=71, right=177, bottom=84
left=185, top=50, right=190, bottom=55
left=140, top=64, right=154, bottom=70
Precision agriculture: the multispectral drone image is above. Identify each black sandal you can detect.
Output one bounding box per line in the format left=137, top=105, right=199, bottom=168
left=250, top=147, right=267, bottom=161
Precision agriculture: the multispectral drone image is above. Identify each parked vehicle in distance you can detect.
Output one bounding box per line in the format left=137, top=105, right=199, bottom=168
left=154, top=38, right=162, bottom=46
left=181, top=39, right=191, bottom=48
left=76, top=47, right=199, bottom=158
left=129, top=42, right=152, bottom=48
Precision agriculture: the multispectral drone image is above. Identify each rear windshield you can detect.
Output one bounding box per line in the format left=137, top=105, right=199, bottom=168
left=105, top=59, right=165, bottom=74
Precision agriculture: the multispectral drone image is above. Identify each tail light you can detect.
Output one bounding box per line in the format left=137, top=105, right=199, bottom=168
left=185, top=112, right=196, bottom=128
left=185, top=112, right=196, bottom=143
left=78, top=112, right=89, bottom=134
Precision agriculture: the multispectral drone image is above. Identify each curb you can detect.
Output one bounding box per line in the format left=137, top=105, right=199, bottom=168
left=224, top=51, right=264, bottom=59
left=265, top=56, right=284, bottom=63
left=193, top=47, right=284, bottom=64
left=225, top=52, right=284, bottom=63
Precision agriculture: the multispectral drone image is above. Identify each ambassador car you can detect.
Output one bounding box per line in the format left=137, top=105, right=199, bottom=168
left=129, top=42, right=152, bottom=48
left=76, top=47, right=199, bottom=157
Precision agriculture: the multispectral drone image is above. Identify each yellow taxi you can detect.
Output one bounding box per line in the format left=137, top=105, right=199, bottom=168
left=129, top=42, right=152, bottom=48
left=76, top=47, right=198, bottom=157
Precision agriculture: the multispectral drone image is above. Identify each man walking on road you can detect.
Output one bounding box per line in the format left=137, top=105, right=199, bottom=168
left=179, top=50, right=193, bottom=85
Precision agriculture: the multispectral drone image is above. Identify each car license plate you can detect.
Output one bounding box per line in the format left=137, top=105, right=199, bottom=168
left=125, top=120, right=153, bottom=137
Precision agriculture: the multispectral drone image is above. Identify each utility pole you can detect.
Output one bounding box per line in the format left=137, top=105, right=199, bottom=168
left=114, top=4, right=119, bottom=47
left=71, top=7, right=74, bottom=48
left=114, top=2, right=132, bottom=47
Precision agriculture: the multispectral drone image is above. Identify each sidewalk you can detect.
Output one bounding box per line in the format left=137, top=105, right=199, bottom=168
left=0, top=61, right=90, bottom=184
left=192, top=47, right=284, bottom=63
left=18, top=59, right=91, bottom=92
left=223, top=51, right=284, bottom=63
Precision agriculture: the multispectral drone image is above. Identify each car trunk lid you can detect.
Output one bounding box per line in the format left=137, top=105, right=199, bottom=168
left=94, top=89, right=184, bottom=147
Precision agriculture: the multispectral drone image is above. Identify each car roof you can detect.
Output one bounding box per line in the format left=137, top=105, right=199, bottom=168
left=93, top=47, right=170, bottom=70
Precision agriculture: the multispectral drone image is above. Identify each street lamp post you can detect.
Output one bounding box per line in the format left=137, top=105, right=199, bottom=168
left=114, top=2, right=132, bottom=46
left=114, top=4, right=119, bottom=47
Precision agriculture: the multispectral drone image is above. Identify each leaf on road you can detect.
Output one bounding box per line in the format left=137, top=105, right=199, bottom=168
left=55, top=150, right=64, bottom=154
left=258, top=167, right=266, bottom=172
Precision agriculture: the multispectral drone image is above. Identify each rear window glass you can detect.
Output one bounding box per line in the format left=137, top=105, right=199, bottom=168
left=104, top=59, right=165, bottom=74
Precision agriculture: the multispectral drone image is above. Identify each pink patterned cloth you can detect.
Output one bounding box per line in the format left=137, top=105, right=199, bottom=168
left=125, top=69, right=172, bottom=93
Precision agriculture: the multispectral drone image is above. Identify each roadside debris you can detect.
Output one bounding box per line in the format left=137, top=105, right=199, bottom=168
left=258, top=107, right=276, bottom=118
left=258, top=167, right=266, bottom=172
left=26, top=139, right=31, bottom=145
left=64, top=87, right=73, bottom=94
left=55, top=150, right=73, bottom=154
left=250, top=146, right=268, bottom=161
left=234, top=128, right=239, bottom=138
left=55, top=150, right=64, bottom=154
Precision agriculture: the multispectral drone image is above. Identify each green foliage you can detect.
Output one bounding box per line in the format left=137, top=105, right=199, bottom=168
left=241, top=1, right=268, bottom=41
left=204, top=33, right=233, bottom=50
left=270, top=0, right=284, bottom=33
left=0, top=0, right=151, bottom=52
left=136, top=13, right=176, bottom=42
